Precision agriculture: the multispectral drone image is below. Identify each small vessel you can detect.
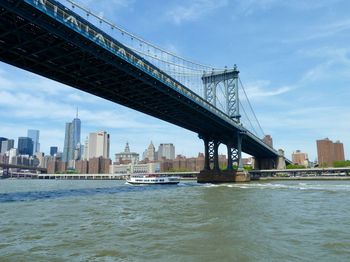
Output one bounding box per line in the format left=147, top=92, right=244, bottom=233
left=126, top=174, right=180, bottom=185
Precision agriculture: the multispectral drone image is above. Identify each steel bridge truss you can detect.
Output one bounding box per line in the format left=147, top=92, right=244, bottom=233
left=202, top=66, right=240, bottom=121
left=202, top=134, right=244, bottom=172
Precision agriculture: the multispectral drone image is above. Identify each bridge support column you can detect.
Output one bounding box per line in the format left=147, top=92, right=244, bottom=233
left=202, top=138, right=220, bottom=171
left=198, top=135, right=249, bottom=183
left=253, top=149, right=286, bottom=170
left=203, top=137, right=210, bottom=171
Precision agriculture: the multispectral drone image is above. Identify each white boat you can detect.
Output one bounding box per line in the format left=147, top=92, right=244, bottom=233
left=126, top=174, right=180, bottom=185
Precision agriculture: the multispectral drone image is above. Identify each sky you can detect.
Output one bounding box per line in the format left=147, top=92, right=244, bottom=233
left=1, top=0, right=350, bottom=161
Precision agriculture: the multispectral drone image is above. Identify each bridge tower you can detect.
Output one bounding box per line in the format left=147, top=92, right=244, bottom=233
left=199, top=66, right=248, bottom=182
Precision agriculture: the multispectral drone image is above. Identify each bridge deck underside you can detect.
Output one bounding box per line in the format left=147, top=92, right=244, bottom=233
left=0, top=0, right=277, bottom=159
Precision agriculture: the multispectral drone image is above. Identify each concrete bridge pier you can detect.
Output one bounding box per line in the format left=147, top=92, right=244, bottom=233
left=253, top=149, right=286, bottom=170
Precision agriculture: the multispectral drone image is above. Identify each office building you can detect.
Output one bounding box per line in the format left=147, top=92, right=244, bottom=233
left=18, top=137, right=34, bottom=156
left=62, top=114, right=81, bottom=163
left=50, top=146, right=58, bottom=156
left=8, top=148, right=17, bottom=164
left=1, top=139, right=14, bottom=154
left=27, top=129, right=40, bottom=153
left=158, top=143, right=175, bottom=160
left=317, top=138, right=345, bottom=167
left=143, top=141, right=156, bottom=161
left=292, top=150, right=309, bottom=167
left=0, top=137, right=7, bottom=153
left=87, top=131, right=110, bottom=159
left=115, top=142, right=139, bottom=164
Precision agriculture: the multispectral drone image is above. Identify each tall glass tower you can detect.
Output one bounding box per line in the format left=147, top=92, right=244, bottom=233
left=62, top=110, right=81, bottom=163
left=27, top=129, right=40, bottom=153
left=18, top=137, right=34, bottom=156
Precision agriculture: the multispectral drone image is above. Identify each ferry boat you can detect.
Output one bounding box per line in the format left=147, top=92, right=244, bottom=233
left=126, top=174, right=180, bottom=185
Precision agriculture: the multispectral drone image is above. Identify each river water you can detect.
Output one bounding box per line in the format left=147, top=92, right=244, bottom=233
left=1, top=179, right=350, bottom=262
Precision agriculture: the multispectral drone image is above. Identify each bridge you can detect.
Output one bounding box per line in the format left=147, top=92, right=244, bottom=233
left=0, top=0, right=291, bottom=182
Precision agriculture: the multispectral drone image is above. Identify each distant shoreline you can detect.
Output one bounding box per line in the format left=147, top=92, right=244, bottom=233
left=258, top=176, right=350, bottom=181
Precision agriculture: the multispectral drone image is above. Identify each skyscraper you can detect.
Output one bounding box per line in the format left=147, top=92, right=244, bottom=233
left=50, top=146, right=58, bottom=156
left=18, top=137, right=34, bottom=155
left=144, top=141, right=156, bottom=161
left=158, top=143, right=175, bottom=160
left=1, top=139, right=14, bottom=154
left=0, top=137, right=7, bottom=153
left=27, top=129, right=40, bottom=153
left=62, top=113, right=81, bottom=163
left=87, top=131, right=110, bottom=159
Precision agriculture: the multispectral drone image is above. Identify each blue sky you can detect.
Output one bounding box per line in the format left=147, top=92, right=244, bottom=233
left=1, top=0, right=350, bottom=161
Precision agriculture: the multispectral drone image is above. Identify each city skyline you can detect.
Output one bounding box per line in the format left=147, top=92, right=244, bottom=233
left=1, top=0, right=350, bottom=160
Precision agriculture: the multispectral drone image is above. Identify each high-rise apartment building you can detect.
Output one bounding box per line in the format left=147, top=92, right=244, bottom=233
left=317, top=138, right=345, bottom=167
left=263, top=135, right=273, bottom=147
left=158, top=143, right=175, bottom=160
left=18, top=137, right=34, bottom=155
left=27, top=129, right=40, bottom=153
left=87, top=131, right=110, bottom=159
left=1, top=139, right=14, bottom=154
left=292, top=150, right=308, bottom=167
left=62, top=114, right=81, bottom=163
left=334, top=141, right=345, bottom=163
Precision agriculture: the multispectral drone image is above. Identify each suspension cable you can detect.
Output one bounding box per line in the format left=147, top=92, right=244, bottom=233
left=239, top=78, right=265, bottom=136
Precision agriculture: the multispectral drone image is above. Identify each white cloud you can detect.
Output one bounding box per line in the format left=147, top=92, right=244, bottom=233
left=166, top=0, right=228, bottom=25
left=241, top=80, right=294, bottom=100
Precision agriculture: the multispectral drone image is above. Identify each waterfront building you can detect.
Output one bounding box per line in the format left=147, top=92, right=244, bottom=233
left=8, top=148, right=17, bottom=164
left=143, top=141, right=156, bottom=161
left=62, top=114, right=81, bottom=163
left=18, top=137, right=34, bottom=156
left=159, top=153, right=208, bottom=172
left=87, top=131, right=110, bottom=159
left=1, top=139, right=14, bottom=154
left=110, top=162, right=160, bottom=174
left=34, top=152, right=46, bottom=168
left=27, top=129, right=40, bottom=153
left=115, top=142, right=139, bottom=164
left=158, top=143, right=175, bottom=160
left=0, top=153, right=8, bottom=164
left=50, top=146, right=58, bottom=156
left=88, top=157, right=111, bottom=174
left=292, top=150, right=309, bottom=167
left=317, top=138, right=345, bottom=167
left=75, top=160, right=89, bottom=174
left=263, top=135, right=273, bottom=147
left=47, top=160, right=67, bottom=174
